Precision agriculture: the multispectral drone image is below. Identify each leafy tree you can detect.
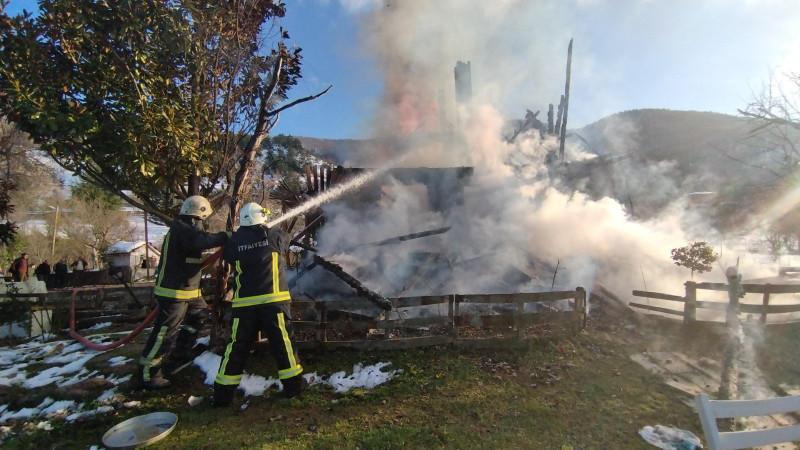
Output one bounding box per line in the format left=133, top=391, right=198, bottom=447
left=261, top=134, right=318, bottom=177
left=670, top=241, right=719, bottom=280
left=0, top=0, right=329, bottom=227
left=0, top=231, right=24, bottom=272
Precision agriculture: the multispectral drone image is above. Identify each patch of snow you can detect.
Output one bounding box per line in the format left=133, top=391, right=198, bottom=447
left=79, top=322, right=112, bottom=332
left=107, top=356, right=131, bottom=367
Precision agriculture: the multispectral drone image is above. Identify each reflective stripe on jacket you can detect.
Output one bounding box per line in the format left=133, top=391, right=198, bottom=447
left=154, top=216, right=229, bottom=301
left=223, top=225, right=292, bottom=308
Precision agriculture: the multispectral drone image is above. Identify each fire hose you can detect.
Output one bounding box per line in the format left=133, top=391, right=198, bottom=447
left=69, top=248, right=223, bottom=351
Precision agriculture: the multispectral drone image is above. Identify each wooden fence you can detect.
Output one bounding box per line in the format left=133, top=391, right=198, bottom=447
left=3, top=285, right=587, bottom=349
left=292, top=289, right=586, bottom=350
left=630, top=281, right=800, bottom=324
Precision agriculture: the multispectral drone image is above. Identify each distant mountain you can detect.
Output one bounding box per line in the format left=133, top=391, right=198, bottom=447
left=574, top=109, right=776, bottom=185
left=569, top=109, right=790, bottom=228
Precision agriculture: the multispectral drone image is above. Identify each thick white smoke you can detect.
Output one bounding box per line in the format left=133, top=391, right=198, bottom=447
left=302, top=0, right=780, bottom=307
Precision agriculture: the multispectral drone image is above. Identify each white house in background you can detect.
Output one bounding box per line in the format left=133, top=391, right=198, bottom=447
left=105, top=241, right=160, bottom=268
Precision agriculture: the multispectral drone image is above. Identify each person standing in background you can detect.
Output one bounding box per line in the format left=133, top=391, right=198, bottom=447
left=9, top=253, right=29, bottom=282
left=35, top=259, right=51, bottom=283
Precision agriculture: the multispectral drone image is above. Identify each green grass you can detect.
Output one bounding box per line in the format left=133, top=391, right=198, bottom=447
left=6, top=303, right=798, bottom=450
left=2, top=330, right=708, bottom=449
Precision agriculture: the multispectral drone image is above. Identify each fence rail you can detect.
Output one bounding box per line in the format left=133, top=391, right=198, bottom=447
left=3, top=284, right=587, bottom=348
left=292, top=289, right=587, bottom=350
left=631, top=281, right=800, bottom=324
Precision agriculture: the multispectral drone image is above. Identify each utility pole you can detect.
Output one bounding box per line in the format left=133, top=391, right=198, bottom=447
left=144, top=211, right=150, bottom=279
left=50, top=205, right=58, bottom=259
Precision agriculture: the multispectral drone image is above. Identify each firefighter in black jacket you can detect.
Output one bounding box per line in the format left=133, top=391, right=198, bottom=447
left=213, top=202, right=303, bottom=407
left=138, top=196, right=231, bottom=390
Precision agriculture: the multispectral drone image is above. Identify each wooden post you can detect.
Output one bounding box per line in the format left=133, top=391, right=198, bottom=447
left=718, top=267, right=744, bottom=431
left=558, top=38, right=573, bottom=162
left=684, top=281, right=697, bottom=324
left=761, top=284, right=771, bottom=324
left=448, top=294, right=455, bottom=337
left=453, top=295, right=460, bottom=340
left=305, top=166, right=313, bottom=193
left=144, top=210, right=150, bottom=279
left=517, top=296, right=524, bottom=340
left=315, top=302, right=327, bottom=343
left=576, top=287, right=586, bottom=330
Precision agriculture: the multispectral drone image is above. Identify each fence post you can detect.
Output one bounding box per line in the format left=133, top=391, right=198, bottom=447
left=453, top=295, right=460, bottom=341
left=448, top=294, right=454, bottom=336
left=761, top=284, right=771, bottom=324
left=718, top=267, right=745, bottom=431
left=315, top=302, right=327, bottom=343
left=516, top=295, right=524, bottom=341
left=684, top=281, right=697, bottom=324
left=576, top=287, right=586, bottom=330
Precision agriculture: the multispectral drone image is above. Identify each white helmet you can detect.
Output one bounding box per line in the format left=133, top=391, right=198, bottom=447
left=239, top=202, right=269, bottom=226
left=179, top=195, right=212, bottom=220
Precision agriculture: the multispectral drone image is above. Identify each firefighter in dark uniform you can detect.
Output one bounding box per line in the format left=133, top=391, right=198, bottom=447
left=213, top=202, right=303, bottom=407
left=138, top=195, right=230, bottom=389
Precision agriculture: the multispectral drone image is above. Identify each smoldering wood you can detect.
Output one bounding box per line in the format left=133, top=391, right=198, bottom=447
left=309, top=254, right=393, bottom=311
left=558, top=38, right=573, bottom=162
left=363, top=226, right=451, bottom=247
left=555, top=95, right=564, bottom=137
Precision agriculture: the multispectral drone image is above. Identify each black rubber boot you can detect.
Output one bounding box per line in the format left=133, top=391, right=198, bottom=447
left=138, top=367, right=171, bottom=390
left=213, top=384, right=235, bottom=407
left=282, top=375, right=305, bottom=399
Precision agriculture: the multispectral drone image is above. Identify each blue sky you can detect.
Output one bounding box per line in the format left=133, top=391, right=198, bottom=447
left=5, top=0, right=800, bottom=139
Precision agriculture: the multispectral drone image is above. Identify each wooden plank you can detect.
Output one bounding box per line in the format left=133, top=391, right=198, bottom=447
left=760, top=303, right=800, bottom=314
left=518, top=312, right=577, bottom=326
left=455, top=291, right=579, bottom=304
left=631, top=290, right=685, bottom=302
left=695, top=394, right=800, bottom=450
left=454, top=314, right=514, bottom=327
left=629, top=302, right=685, bottom=317
left=696, top=283, right=729, bottom=292
left=304, top=316, right=452, bottom=332
left=295, top=335, right=453, bottom=351
left=741, top=284, right=800, bottom=294
left=453, top=311, right=578, bottom=328
left=695, top=394, right=722, bottom=450
left=695, top=302, right=800, bottom=314
left=392, top=295, right=452, bottom=308
left=693, top=282, right=800, bottom=294
left=694, top=301, right=729, bottom=312
left=292, top=299, right=377, bottom=311
left=377, top=317, right=451, bottom=329
left=717, top=426, right=800, bottom=450
left=709, top=394, right=800, bottom=418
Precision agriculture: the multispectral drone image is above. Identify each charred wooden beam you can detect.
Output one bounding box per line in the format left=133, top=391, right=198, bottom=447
left=558, top=38, right=573, bottom=162
left=310, top=254, right=393, bottom=311
left=366, top=226, right=451, bottom=247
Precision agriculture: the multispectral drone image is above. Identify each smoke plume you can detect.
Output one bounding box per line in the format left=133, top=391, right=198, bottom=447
left=299, top=0, right=780, bottom=309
